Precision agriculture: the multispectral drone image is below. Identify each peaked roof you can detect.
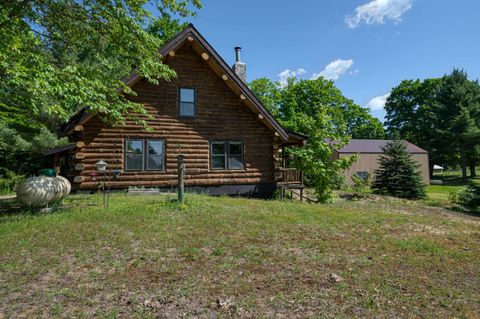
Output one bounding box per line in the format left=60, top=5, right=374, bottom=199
left=61, top=24, right=303, bottom=145
left=43, top=143, right=76, bottom=156
left=333, top=139, right=428, bottom=154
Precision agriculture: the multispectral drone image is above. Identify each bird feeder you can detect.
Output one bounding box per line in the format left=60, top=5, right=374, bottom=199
left=95, top=160, right=108, bottom=172
left=95, top=160, right=108, bottom=208
left=112, top=169, right=121, bottom=180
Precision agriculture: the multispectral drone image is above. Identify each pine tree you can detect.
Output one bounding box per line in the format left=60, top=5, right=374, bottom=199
left=372, top=140, right=426, bottom=199
left=434, top=69, right=480, bottom=180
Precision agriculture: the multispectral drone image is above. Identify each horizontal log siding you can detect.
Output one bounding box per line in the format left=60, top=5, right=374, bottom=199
left=70, top=44, right=275, bottom=189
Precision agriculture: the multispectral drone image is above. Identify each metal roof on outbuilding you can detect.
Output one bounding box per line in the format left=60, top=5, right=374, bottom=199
left=333, top=139, right=428, bottom=154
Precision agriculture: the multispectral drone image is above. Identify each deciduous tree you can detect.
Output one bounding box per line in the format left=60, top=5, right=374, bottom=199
left=0, top=0, right=201, bottom=178
left=249, top=77, right=385, bottom=139
left=384, top=78, right=443, bottom=176
left=250, top=77, right=378, bottom=202
left=385, top=71, right=480, bottom=179
left=0, top=0, right=201, bottom=129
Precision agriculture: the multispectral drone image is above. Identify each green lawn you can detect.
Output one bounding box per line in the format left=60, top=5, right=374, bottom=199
left=434, top=168, right=480, bottom=185
left=431, top=171, right=480, bottom=188
left=340, top=184, right=465, bottom=208
left=425, top=185, right=464, bottom=206
left=426, top=170, right=480, bottom=206
left=1, top=193, right=479, bottom=318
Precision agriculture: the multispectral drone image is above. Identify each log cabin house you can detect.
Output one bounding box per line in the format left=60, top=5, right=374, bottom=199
left=48, top=24, right=306, bottom=198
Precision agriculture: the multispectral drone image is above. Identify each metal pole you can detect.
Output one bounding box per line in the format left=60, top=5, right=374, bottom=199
left=103, top=171, right=106, bottom=208
left=177, top=154, right=185, bottom=203
left=105, top=171, right=109, bottom=209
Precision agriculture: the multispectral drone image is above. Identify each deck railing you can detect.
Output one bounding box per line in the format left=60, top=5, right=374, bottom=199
left=279, top=168, right=303, bottom=184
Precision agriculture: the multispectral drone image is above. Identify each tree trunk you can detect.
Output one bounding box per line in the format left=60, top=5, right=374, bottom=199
left=469, top=158, right=477, bottom=178
left=429, top=162, right=434, bottom=179
left=460, top=146, right=468, bottom=181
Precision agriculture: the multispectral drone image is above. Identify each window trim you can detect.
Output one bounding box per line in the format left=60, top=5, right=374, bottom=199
left=124, top=139, right=166, bottom=172
left=178, top=87, right=196, bottom=118
left=209, top=140, right=245, bottom=171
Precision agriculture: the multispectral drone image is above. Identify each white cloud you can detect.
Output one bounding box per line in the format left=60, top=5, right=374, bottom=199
left=346, top=0, right=413, bottom=28
left=278, top=68, right=306, bottom=86
left=366, top=93, right=390, bottom=110
left=349, top=69, right=360, bottom=76
left=312, top=59, right=354, bottom=81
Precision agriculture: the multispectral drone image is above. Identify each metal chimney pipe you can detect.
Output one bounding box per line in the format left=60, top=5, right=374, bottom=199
left=234, top=47, right=242, bottom=62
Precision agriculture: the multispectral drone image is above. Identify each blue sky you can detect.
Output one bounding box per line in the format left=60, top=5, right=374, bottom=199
left=183, top=0, right=480, bottom=121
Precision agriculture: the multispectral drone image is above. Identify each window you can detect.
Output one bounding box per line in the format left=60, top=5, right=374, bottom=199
left=210, top=141, right=244, bottom=170
left=179, top=87, right=195, bottom=117
left=125, top=139, right=165, bottom=171
left=125, top=139, right=144, bottom=170
left=228, top=142, right=244, bottom=169
left=356, top=171, right=369, bottom=181
left=211, top=142, right=226, bottom=169
left=146, top=140, right=164, bottom=170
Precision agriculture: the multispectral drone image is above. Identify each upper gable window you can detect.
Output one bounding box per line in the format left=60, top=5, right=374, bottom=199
left=179, top=87, right=195, bottom=117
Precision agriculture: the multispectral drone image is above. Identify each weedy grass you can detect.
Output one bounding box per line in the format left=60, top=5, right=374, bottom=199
left=425, top=184, right=466, bottom=206
left=0, top=193, right=479, bottom=318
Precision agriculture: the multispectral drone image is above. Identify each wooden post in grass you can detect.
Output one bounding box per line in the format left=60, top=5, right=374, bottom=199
left=177, top=154, right=185, bottom=203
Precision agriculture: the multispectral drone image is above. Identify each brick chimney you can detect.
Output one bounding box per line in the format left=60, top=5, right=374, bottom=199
left=232, top=47, right=246, bottom=83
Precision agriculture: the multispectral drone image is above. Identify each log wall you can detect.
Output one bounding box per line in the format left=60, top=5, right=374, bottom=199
left=67, top=43, right=278, bottom=190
